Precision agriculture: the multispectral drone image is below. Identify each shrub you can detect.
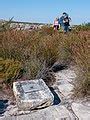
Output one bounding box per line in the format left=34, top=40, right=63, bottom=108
left=70, top=31, right=89, bottom=98
left=0, top=58, right=23, bottom=84
left=74, top=24, right=90, bottom=31
left=0, top=26, right=89, bottom=98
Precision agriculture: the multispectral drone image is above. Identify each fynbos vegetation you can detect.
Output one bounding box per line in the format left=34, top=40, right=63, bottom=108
left=0, top=22, right=89, bottom=98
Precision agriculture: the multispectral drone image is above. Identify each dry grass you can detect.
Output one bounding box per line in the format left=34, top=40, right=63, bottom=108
left=70, top=31, right=89, bottom=98
left=0, top=25, right=89, bottom=98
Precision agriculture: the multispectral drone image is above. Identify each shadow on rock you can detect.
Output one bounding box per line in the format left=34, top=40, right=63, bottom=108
left=51, top=64, right=68, bottom=72
left=49, top=87, right=61, bottom=105
left=0, top=100, right=8, bottom=115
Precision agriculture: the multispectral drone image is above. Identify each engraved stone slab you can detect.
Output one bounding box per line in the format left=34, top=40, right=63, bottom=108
left=13, top=79, right=54, bottom=110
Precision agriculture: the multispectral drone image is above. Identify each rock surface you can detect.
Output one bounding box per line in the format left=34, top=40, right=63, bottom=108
left=0, top=67, right=89, bottom=120
left=0, top=105, right=74, bottom=120
left=54, top=68, right=76, bottom=99
left=13, top=79, right=54, bottom=110
left=72, top=101, right=90, bottom=120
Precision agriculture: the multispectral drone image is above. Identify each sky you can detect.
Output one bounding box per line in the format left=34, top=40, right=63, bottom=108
left=0, top=0, right=90, bottom=25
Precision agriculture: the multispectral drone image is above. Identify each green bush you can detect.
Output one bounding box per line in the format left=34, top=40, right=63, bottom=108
left=0, top=58, right=23, bottom=84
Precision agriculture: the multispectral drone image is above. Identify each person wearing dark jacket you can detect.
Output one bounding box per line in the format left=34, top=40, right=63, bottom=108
left=59, top=12, right=71, bottom=32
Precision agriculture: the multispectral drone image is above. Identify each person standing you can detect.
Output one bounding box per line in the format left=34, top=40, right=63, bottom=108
left=53, top=18, right=59, bottom=30
left=59, top=12, right=71, bottom=32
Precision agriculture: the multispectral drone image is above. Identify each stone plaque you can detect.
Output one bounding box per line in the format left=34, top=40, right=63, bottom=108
left=13, top=79, right=54, bottom=110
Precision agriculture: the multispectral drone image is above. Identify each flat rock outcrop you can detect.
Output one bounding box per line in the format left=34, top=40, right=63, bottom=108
left=72, top=101, right=90, bottom=120
left=1, top=105, right=74, bottom=120
left=0, top=67, right=89, bottom=120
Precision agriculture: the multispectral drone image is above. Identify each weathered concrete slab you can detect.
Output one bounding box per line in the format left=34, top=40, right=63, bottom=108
left=0, top=105, right=74, bottom=120
left=13, top=79, right=54, bottom=110
left=72, top=102, right=90, bottom=120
